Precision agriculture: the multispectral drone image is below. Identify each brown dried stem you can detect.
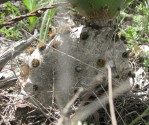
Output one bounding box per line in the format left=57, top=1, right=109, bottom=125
left=0, top=2, right=66, bottom=28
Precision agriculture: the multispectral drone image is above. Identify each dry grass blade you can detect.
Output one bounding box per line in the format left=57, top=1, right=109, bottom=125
left=107, top=64, right=117, bottom=125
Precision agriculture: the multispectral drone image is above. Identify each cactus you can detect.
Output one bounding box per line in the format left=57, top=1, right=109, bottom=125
left=67, top=0, right=133, bottom=20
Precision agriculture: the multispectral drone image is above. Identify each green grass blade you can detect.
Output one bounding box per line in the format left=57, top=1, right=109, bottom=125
left=39, top=0, right=56, bottom=42
left=129, top=107, right=149, bottom=125
left=39, top=10, right=50, bottom=41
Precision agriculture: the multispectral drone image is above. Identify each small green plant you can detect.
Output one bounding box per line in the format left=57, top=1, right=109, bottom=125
left=22, top=0, right=41, bottom=32
left=119, top=0, right=149, bottom=46
left=118, top=0, right=149, bottom=69
left=0, top=27, right=23, bottom=40
left=22, top=0, right=56, bottom=41
left=0, top=2, right=23, bottom=40
left=3, top=1, right=21, bottom=17
left=0, top=12, right=6, bottom=25
left=0, top=0, right=56, bottom=40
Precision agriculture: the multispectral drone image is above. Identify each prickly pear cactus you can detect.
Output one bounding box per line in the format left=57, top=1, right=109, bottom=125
left=23, top=4, right=131, bottom=124
left=67, top=0, right=132, bottom=21
left=24, top=10, right=130, bottom=109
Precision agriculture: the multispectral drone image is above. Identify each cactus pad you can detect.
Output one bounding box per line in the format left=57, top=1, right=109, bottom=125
left=68, top=0, right=132, bottom=20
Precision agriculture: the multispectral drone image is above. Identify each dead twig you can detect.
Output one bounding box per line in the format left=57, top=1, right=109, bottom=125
left=0, top=2, right=67, bottom=28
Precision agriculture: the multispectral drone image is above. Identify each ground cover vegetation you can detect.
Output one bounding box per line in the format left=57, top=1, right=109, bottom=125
left=0, top=0, right=148, bottom=125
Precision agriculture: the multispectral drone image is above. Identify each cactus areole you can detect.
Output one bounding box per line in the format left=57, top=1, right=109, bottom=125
left=68, top=0, right=131, bottom=21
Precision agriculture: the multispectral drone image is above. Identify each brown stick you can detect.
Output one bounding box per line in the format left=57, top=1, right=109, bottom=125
left=0, top=2, right=66, bottom=28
